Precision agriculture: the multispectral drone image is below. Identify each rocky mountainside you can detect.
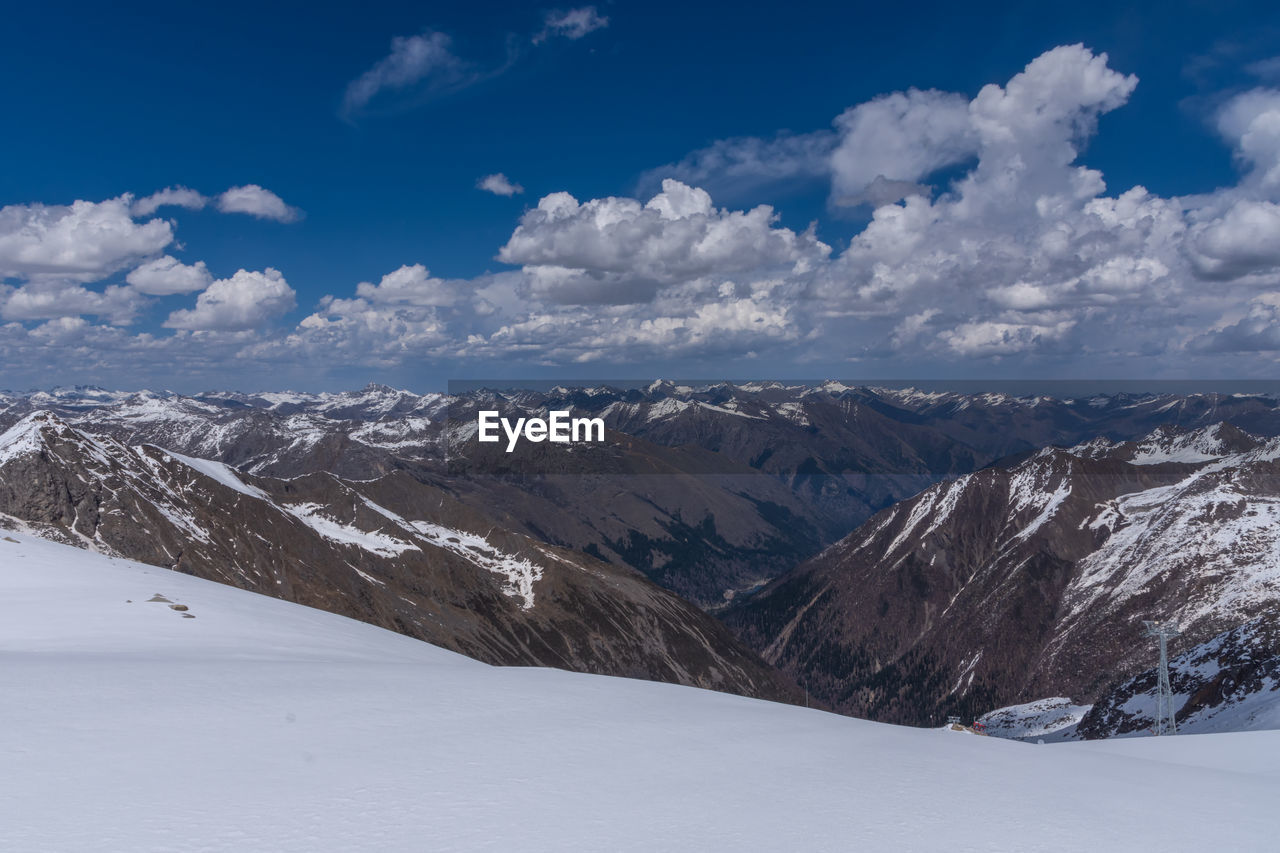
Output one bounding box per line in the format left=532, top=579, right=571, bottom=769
left=6, top=382, right=1280, bottom=607
left=0, top=412, right=795, bottom=702
left=724, top=422, right=1280, bottom=725
left=1076, top=617, right=1280, bottom=738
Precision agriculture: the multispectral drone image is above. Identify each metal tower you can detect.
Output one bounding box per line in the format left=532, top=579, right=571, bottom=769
left=1143, top=620, right=1181, bottom=735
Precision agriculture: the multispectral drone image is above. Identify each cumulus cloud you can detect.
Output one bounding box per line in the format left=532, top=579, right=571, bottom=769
left=354, top=263, right=457, bottom=307
left=533, top=7, right=609, bottom=44
left=939, top=319, right=1077, bottom=357
left=1191, top=293, right=1280, bottom=352
left=830, top=89, right=977, bottom=205
left=807, top=45, right=1164, bottom=359
left=0, top=280, right=145, bottom=325
left=125, top=255, right=214, bottom=295
left=477, top=173, right=525, bottom=196
left=0, top=196, right=173, bottom=281
left=130, top=186, right=209, bottom=218
left=165, top=268, right=296, bottom=331
left=498, top=179, right=829, bottom=304
left=1186, top=200, right=1280, bottom=280
left=215, top=185, right=303, bottom=223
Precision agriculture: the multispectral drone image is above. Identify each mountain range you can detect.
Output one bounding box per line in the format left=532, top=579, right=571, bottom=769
left=5, top=382, right=1280, bottom=732
left=8, top=381, right=1280, bottom=606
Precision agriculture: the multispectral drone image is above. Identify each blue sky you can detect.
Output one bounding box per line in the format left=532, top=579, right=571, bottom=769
left=2, top=0, right=1280, bottom=390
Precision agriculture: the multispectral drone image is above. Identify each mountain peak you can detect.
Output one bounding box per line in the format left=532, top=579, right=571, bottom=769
left=0, top=411, right=75, bottom=464
left=359, top=382, right=402, bottom=394
left=1070, top=421, right=1265, bottom=466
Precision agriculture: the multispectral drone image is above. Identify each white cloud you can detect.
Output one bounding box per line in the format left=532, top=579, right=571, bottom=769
left=165, top=268, right=296, bottom=331
left=28, top=315, right=92, bottom=343
left=0, top=196, right=173, bottom=281
left=126, top=256, right=214, bottom=295
left=1216, top=88, right=1280, bottom=189
left=939, top=319, right=1076, bottom=357
left=475, top=295, right=796, bottom=364
left=354, top=264, right=457, bottom=306
left=1192, top=293, right=1280, bottom=352
left=805, top=45, right=1167, bottom=361
left=533, top=7, right=609, bottom=44
left=498, top=179, right=830, bottom=304
left=1186, top=200, right=1280, bottom=280
left=477, top=173, right=525, bottom=196
left=215, top=185, right=303, bottom=223
left=23, top=44, right=1280, bottom=384
left=341, top=31, right=463, bottom=118
left=130, top=184, right=299, bottom=223
left=830, top=89, right=977, bottom=205
left=0, top=280, right=145, bottom=325
left=131, top=186, right=209, bottom=218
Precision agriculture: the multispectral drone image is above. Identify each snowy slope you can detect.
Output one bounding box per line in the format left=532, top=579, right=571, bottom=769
left=3, top=532, right=1280, bottom=852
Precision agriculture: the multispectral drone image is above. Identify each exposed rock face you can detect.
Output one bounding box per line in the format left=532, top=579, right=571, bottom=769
left=724, top=423, right=1280, bottom=726
left=0, top=412, right=796, bottom=703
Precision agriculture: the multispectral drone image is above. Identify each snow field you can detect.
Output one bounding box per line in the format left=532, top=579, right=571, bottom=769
left=3, top=531, right=1279, bottom=852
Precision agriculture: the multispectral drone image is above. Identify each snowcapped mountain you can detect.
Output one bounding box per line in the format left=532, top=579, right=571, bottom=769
left=725, top=422, right=1280, bottom=726
left=0, top=412, right=794, bottom=701
left=4, top=529, right=1278, bottom=852
left=0, top=386, right=452, bottom=478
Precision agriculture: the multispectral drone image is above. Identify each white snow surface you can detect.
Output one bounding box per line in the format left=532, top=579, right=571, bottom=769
left=980, top=697, right=1094, bottom=740
left=163, top=449, right=268, bottom=499
left=409, top=520, right=544, bottom=609
left=1127, top=423, right=1234, bottom=465
left=0, top=414, right=47, bottom=464
left=3, top=532, right=1280, bottom=852
left=1067, top=467, right=1280, bottom=627
left=279, top=502, right=419, bottom=557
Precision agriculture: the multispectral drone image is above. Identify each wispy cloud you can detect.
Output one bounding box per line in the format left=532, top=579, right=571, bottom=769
left=638, top=131, right=836, bottom=200
left=340, top=9, right=609, bottom=121
left=340, top=31, right=467, bottom=120
left=533, top=7, right=609, bottom=45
